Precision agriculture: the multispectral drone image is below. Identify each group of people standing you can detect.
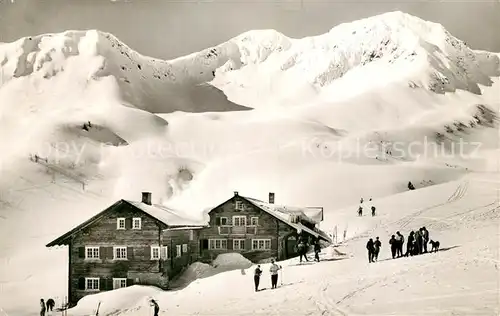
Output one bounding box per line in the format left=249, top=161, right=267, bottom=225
left=366, top=227, right=431, bottom=262
left=358, top=197, right=376, bottom=217
left=39, top=298, right=55, bottom=316
left=404, top=227, right=430, bottom=256
left=254, top=259, right=282, bottom=291
left=296, top=237, right=322, bottom=263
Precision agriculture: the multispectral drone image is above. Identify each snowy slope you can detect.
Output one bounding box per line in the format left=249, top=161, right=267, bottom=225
left=0, top=11, right=499, bottom=316
left=61, top=172, right=500, bottom=316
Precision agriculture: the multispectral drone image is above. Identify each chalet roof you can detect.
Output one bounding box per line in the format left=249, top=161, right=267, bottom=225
left=46, top=200, right=206, bottom=247
left=243, top=197, right=332, bottom=243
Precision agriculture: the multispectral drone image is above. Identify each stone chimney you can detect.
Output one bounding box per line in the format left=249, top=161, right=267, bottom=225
left=142, top=192, right=152, bottom=205
left=269, top=192, right=275, bottom=204
left=234, top=191, right=239, bottom=196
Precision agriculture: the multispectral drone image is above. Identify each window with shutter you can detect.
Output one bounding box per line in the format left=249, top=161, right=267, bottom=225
left=127, top=247, right=134, bottom=259
left=161, top=246, right=168, bottom=259
left=113, top=278, right=127, bottom=289
left=117, top=218, right=125, bottom=230
left=151, top=246, right=160, bottom=260
left=215, top=217, right=221, bottom=225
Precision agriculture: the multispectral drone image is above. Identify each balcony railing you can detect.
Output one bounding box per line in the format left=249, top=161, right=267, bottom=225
left=218, top=225, right=257, bottom=235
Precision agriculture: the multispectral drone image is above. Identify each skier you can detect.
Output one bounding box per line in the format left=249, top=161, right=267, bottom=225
left=314, top=240, right=321, bottom=262
left=297, top=240, right=308, bottom=263
left=408, top=181, right=415, bottom=190
left=373, top=237, right=381, bottom=261
left=360, top=197, right=364, bottom=204
left=366, top=238, right=374, bottom=263
left=40, top=299, right=46, bottom=316
left=46, top=298, right=55, bottom=313
left=421, top=227, right=429, bottom=253
left=150, top=299, right=160, bottom=316
left=358, top=206, right=363, bottom=217
left=269, top=259, right=282, bottom=289
left=254, top=264, right=262, bottom=291
left=389, top=235, right=398, bottom=259
left=371, top=205, right=376, bottom=217
left=395, top=231, right=404, bottom=257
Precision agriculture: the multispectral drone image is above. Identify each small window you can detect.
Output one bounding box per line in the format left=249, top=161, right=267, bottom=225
left=85, top=278, right=99, bottom=291
left=233, top=239, right=245, bottom=250
left=235, top=201, right=244, bottom=210
left=113, top=278, right=127, bottom=289
left=151, top=246, right=160, bottom=260
left=233, top=216, right=246, bottom=226
left=252, top=239, right=271, bottom=250
left=182, top=244, right=188, bottom=253
left=208, top=239, right=228, bottom=250
left=113, top=247, right=127, bottom=260
left=220, top=217, right=228, bottom=226
left=85, top=247, right=99, bottom=259
left=117, top=218, right=125, bottom=230
left=250, top=217, right=258, bottom=226
left=176, top=245, right=182, bottom=258
left=132, top=218, right=141, bottom=230
left=161, top=246, right=169, bottom=259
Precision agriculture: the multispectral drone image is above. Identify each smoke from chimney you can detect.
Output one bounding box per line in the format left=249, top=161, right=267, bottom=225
left=142, top=192, right=152, bottom=205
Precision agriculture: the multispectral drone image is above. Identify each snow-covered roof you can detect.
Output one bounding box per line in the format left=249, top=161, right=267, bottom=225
left=125, top=200, right=205, bottom=227
left=46, top=199, right=206, bottom=247
left=243, top=197, right=331, bottom=243
left=244, top=197, right=323, bottom=225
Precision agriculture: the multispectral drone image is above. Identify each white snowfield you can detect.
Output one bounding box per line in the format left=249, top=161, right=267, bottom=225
left=0, top=10, right=499, bottom=316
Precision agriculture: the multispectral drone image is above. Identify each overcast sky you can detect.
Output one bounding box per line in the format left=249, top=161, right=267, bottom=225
left=0, top=0, right=499, bottom=59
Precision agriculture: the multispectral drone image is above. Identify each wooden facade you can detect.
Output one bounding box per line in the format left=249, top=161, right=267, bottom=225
left=198, top=192, right=330, bottom=262
left=47, top=191, right=330, bottom=306
left=46, top=194, right=205, bottom=306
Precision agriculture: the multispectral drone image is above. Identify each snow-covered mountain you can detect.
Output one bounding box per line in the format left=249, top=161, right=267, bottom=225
left=0, top=11, right=499, bottom=316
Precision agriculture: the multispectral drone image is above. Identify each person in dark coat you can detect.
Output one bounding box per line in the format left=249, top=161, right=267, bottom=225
left=395, top=231, right=404, bottom=257
left=415, top=229, right=423, bottom=254
left=254, top=264, right=263, bottom=291
left=358, top=206, right=363, bottom=216
left=405, top=231, right=414, bottom=256
left=314, top=241, right=321, bottom=262
left=366, top=238, right=375, bottom=263
left=150, top=299, right=160, bottom=316
left=46, top=298, right=55, bottom=312
left=297, top=240, right=309, bottom=262
left=371, top=206, right=376, bottom=216
left=421, top=227, right=429, bottom=253
left=408, top=181, right=415, bottom=190
left=373, top=237, right=382, bottom=261
left=389, top=235, right=398, bottom=259
left=40, top=299, right=46, bottom=316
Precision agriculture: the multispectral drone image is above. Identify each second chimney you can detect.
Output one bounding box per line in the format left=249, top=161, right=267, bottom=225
left=142, top=192, right=152, bottom=205
left=269, top=192, right=275, bottom=204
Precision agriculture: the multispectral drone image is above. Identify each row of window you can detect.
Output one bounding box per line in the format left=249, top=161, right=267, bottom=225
left=116, top=217, right=142, bottom=230
left=208, top=239, right=271, bottom=250
left=85, top=245, right=188, bottom=260
left=85, top=278, right=126, bottom=291
left=218, top=216, right=258, bottom=226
